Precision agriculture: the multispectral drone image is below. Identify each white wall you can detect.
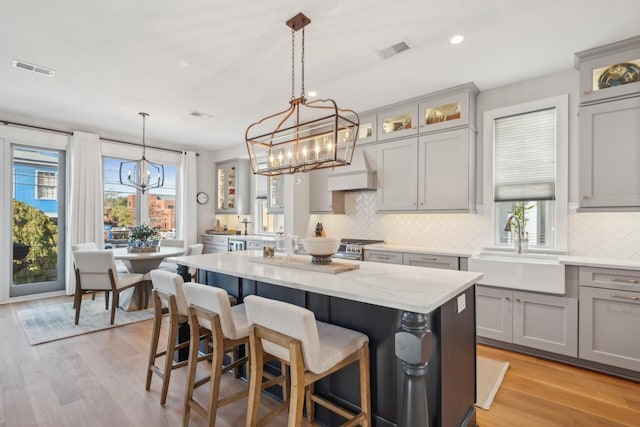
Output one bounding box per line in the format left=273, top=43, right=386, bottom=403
left=312, top=68, right=640, bottom=260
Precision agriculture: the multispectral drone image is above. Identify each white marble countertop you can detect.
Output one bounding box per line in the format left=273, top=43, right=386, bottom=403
left=363, top=244, right=476, bottom=258
left=559, top=255, right=640, bottom=271
left=168, top=251, right=482, bottom=314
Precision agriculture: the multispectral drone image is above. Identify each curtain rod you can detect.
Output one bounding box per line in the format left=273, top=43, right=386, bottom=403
left=1, top=119, right=197, bottom=155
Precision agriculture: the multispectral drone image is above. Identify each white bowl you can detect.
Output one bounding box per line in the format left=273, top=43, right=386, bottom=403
left=302, top=237, right=340, bottom=256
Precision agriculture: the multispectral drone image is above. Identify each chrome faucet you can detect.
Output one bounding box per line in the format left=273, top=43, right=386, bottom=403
left=504, top=213, right=523, bottom=254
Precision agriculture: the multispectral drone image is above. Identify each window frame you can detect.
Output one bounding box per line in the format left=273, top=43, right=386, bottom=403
left=483, top=95, right=568, bottom=252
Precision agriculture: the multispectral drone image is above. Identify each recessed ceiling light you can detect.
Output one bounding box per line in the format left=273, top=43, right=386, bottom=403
left=308, top=90, right=317, bottom=97
left=450, top=35, right=464, bottom=45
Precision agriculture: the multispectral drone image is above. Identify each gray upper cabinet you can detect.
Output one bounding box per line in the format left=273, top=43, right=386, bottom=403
left=575, top=36, right=640, bottom=106
left=215, top=159, right=250, bottom=214
left=418, top=128, right=475, bottom=212
left=576, top=37, right=640, bottom=210
left=579, top=96, right=640, bottom=208
left=309, top=168, right=345, bottom=214
left=376, top=138, right=418, bottom=211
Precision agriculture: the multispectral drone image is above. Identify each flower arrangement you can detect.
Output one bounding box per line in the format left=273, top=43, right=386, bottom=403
left=127, top=223, right=159, bottom=248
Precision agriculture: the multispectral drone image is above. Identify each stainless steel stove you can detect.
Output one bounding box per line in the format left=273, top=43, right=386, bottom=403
left=332, top=238, right=385, bottom=261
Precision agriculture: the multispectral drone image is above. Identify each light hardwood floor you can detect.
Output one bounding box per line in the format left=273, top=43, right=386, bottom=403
left=2, top=295, right=639, bottom=426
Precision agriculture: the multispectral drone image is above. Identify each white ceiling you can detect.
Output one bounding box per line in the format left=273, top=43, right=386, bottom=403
left=1, top=1, right=639, bottom=152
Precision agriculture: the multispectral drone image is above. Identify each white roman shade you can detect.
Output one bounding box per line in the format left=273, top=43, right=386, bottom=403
left=494, top=108, right=556, bottom=202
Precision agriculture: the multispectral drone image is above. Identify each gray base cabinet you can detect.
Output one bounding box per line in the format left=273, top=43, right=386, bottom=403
left=579, top=267, right=640, bottom=371
left=363, top=249, right=402, bottom=264
left=403, top=252, right=459, bottom=270
left=202, top=235, right=229, bottom=254
left=476, top=286, right=578, bottom=357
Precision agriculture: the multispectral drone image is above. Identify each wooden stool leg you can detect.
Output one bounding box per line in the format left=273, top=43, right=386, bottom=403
left=145, top=291, right=163, bottom=391
left=287, top=343, right=305, bottom=427
left=104, top=291, right=110, bottom=310
left=246, top=329, right=265, bottom=427
left=111, top=292, right=119, bottom=325
left=160, top=308, right=178, bottom=405
left=206, top=320, right=225, bottom=427
left=305, top=383, right=315, bottom=423
left=360, top=345, right=372, bottom=427
left=184, top=315, right=201, bottom=427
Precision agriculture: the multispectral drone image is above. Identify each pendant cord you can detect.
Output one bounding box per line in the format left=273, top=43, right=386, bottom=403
left=301, top=27, right=305, bottom=98
left=291, top=29, right=295, bottom=101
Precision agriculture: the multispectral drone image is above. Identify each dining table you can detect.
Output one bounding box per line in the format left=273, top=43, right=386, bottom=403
left=111, top=246, right=185, bottom=311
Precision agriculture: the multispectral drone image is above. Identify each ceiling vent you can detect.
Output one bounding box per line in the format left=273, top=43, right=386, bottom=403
left=377, top=41, right=411, bottom=59
left=12, top=59, right=55, bottom=77
left=190, top=111, right=214, bottom=119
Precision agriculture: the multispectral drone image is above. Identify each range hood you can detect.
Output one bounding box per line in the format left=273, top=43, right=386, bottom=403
left=327, top=149, right=376, bottom=191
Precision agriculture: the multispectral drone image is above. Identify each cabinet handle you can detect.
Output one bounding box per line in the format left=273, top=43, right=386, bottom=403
left=377, top=256, right=390, bottom=260
left=421, top=257, right=438, bottom=261
left=610, top=278, right=639, bottom=284
left=419, top=202, right=424, bottom=206
left=413, top=202, right=417, bottom=207
left=504, top=297, right=511, bottom=302
left=582, top=195, right=591, bottom=200
left=515, top=298, right=521, bottom=303
left=610, top=293, right=639, bottom=301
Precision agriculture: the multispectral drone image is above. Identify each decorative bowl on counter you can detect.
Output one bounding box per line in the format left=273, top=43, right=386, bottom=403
left=302, top=237, right=340, bottom=264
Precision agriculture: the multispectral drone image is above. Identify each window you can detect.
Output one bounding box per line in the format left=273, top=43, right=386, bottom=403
left=484, top=95, right=568, bottom=251
left=102, top=156, right=178, bottom=246
left=36, top=170, right=57, bottom=199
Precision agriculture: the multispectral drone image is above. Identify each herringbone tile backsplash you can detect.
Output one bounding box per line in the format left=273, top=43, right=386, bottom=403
left=309, top=192, right=640, bottom=259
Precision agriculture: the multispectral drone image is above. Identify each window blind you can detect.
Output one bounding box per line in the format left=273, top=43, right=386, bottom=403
left=494, top=108, right=556, bottom=202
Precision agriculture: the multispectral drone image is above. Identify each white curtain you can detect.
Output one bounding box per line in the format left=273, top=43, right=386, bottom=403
left=65, top=132, right=104, bottom=295
left=177, top=151, right=198, bottom=245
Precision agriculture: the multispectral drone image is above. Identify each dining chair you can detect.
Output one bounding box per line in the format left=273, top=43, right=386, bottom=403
left=158, top=243, right=203, bottom=280
left=159, top=239, right=186, bottom=249
left=73, top=250, right=146, bottom=325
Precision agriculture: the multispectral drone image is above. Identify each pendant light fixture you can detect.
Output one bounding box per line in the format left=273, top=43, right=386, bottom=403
left=245, top=13, right=359, bottom=176
left=119, top=112, right=164, bottom=194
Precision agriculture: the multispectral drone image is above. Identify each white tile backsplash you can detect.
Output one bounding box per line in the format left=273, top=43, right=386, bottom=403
left=309, top=192, right=640, bottom=260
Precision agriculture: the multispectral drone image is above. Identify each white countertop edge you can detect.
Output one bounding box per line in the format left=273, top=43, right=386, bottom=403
left=559, top=255, right=640, bottom=271
left=363, top=244, right=476, bottom=258
left=168, top=251, right=482, bottom=314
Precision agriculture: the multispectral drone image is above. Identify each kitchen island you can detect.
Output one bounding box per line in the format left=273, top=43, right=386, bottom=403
left=168, top=251, right=482, bottom=427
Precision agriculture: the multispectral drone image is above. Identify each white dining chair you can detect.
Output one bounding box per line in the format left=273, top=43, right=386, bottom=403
left=73, top=250, right=146, bottom=325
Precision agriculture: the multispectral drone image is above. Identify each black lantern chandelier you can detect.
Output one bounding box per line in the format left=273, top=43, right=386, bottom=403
left=245, top=13, right=359, bottom=176
left=119, top=112, right=164, bottom=194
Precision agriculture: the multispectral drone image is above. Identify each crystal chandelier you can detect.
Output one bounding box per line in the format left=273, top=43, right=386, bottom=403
left=119, top=112, right=164, bottom=194
left=245, top=13, right=359, bottom=176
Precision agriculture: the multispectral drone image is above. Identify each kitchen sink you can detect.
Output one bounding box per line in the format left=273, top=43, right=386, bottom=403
left=468, top=251, right=565, bottom=294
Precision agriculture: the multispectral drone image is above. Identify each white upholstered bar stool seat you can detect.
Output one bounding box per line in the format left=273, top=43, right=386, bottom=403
left=244, top=295, right=371, bottom=427
left=146, top=270, right=210, bottom=405
left=182, top=282, right=252, bottom=426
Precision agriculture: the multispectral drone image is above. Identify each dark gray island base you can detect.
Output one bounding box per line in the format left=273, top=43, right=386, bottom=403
left=196, top=269, right=477, bottom=427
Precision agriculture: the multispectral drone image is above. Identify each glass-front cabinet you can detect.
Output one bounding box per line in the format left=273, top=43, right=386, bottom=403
left=268, top=175, right=285, bottom=213
left=215, top=159, right=250, bottom=214
left=418, top=86, right=476, bottom=133
left=356, top=114, right=377, bottom=145
left=575, top=35, right=640, bottom=105
left=377, top=105, right=418, bottom=141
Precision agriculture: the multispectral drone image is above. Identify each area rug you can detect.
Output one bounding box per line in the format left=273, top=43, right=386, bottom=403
left=476, top=356, right=509, bottom=410
left=16, top=297, right=154, bottom=345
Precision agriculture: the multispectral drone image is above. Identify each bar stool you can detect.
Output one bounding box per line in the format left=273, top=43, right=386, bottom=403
left=146, top=270, right=211, bottom=405
left=182, top=282, right=254, bottom=427
left=244, top=295, right=371, bottom=427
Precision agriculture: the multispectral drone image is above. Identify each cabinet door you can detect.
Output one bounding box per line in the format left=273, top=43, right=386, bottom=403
left=476, top=286, right=512, bottom=342
left=512, top=291, right=578, bottom=357
left=402, top=252, right=459, bottom=270
left=377, top=105, right=418, bottom=141
left=418, top=92, right=471, bottom=133
left=580, top=286, right=640, bottom=371
left=376, top=138, right=418, bottom=211
left=579, top=97, right=640, bottom=208
left=215, top=159, right=250, bottom=214
left=309, top=168, right=345, bottom=213
left=215, top=162, right=232, bottom=212
left=268, top=176, right=284, bottom=213
left=418, top=128, right=474, bottom=211
left=357, top=114, right=377, bottom=145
